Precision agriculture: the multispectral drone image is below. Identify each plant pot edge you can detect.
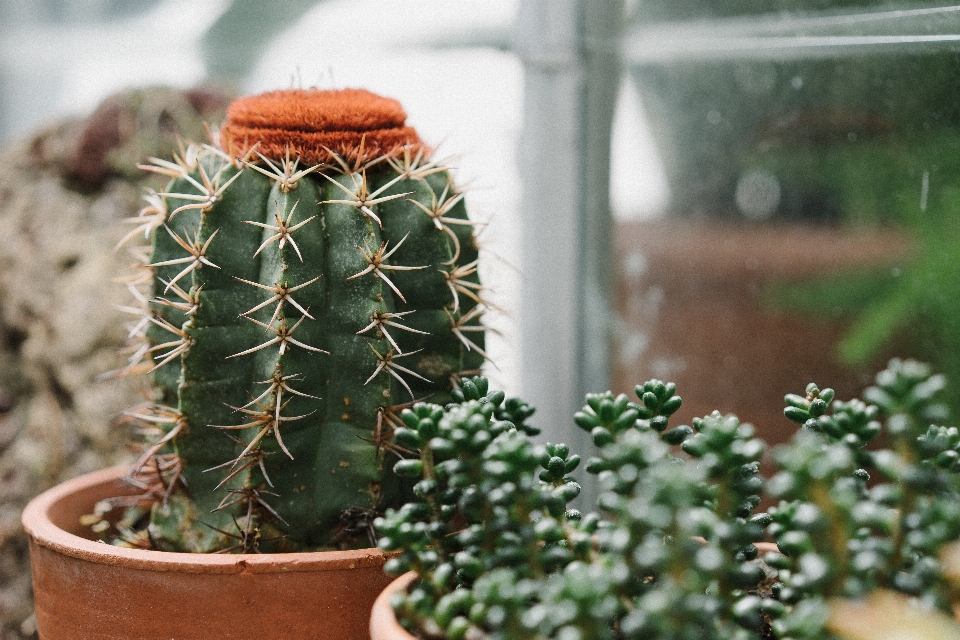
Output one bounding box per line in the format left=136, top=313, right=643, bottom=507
left=22, top=465, right=395, bottom=640
left=22, top=464, right=388, bottom=573
left=370, top=572, right=418, bottom=640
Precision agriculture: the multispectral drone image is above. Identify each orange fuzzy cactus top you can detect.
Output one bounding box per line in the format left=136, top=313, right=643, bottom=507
left=220, top=88, right=428, bottom=165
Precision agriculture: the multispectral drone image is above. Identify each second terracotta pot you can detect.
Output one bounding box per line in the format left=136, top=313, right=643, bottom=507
left=22, top=466, right=394, bottom=640
left=369, top=572, right=417, bottom=640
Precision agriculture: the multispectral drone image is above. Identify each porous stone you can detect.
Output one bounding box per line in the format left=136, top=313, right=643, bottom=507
left=0, top=86, right=230, bottom=639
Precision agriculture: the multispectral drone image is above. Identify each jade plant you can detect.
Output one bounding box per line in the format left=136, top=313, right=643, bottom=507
left=376, top=359, right=960, bottom=640
left=101, top=88, right=488, bottom=553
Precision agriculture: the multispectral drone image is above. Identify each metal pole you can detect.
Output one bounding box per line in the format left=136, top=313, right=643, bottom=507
left=514, top=0, right=622, bottom=499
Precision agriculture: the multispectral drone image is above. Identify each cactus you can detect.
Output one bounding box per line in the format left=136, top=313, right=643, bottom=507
left=116, top=88, right=487, bottom=552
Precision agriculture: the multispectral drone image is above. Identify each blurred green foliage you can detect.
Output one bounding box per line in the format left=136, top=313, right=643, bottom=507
left=760, top=131, right=960, bottom=413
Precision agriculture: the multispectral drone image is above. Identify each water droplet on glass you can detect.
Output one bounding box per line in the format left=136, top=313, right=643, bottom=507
left=735, top=170, right=781, bottom=220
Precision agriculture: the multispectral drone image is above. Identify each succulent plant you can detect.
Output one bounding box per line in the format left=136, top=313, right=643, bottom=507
left=109, top=88, right=487, bottom=553
left=376, top=359, right=960, bottom=640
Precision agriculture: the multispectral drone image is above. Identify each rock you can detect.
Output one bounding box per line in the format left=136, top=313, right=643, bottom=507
left=0, top=85, right=231, bottom=639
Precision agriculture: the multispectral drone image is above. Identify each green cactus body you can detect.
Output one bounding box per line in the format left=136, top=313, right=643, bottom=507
left=124, top=89, right=486, bottom=552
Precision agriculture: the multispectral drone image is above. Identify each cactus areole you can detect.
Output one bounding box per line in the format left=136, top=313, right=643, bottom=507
left=121, top=88, right=486, bottom=553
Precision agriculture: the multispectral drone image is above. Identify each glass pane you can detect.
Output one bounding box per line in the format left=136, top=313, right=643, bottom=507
left=615, top=2, right=960, bottom=444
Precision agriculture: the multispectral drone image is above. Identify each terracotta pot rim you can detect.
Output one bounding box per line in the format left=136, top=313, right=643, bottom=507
left=370, top=572, right=418, bottom=640
left=22, top=465, right=388, bottom=575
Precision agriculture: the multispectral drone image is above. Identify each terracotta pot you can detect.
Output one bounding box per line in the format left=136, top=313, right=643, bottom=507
left=369, top=572, right=417, bottom=640
left=22, top=465, right=394, bottom=640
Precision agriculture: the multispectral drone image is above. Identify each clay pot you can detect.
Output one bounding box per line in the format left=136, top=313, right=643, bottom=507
left=369, top=572, right=417, bottom=640
left=22, top=465, right=394, bottom=640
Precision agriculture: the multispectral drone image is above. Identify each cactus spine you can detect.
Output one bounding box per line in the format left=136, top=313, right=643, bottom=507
left=121, top=89, right=486, bottom=552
